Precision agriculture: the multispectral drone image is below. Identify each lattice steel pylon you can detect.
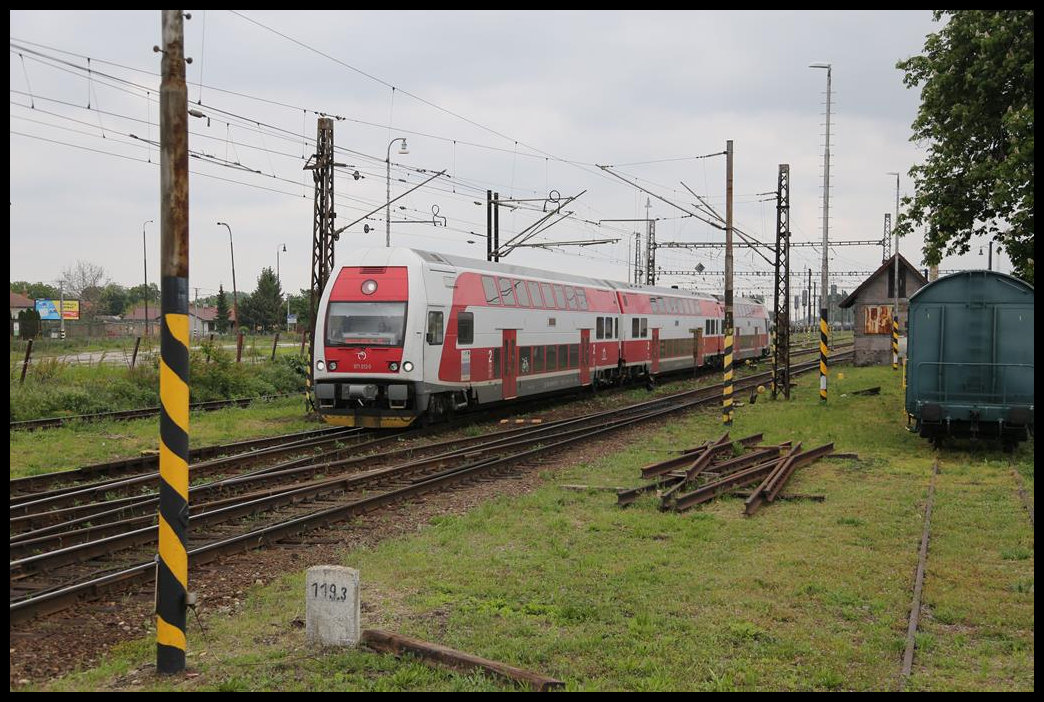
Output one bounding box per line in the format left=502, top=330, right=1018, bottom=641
left=772, top=164, right=791, bottom=400
left=644, top=219, right=656, bottom=286
left=883, top=213, right=892, bottom=262
left=633, top=232, right=642, bottom=285
left=303, top=117, right=338, bottom=409
left=304, top=117, right=338, bottom=321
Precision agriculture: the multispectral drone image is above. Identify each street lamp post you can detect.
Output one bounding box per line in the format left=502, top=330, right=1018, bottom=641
left=217, top=222, right=238, bottom=333
left=386, top=137, right=409, bottom=247
left=810, top=62, right=831, bottom=403
left=143, top=219, right=154, bottom=337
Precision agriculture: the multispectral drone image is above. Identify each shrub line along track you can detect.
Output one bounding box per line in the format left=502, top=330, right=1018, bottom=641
left=9, top=350, right=850, bottom=625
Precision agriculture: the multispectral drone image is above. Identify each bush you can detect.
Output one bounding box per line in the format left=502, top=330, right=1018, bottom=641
left=10, top=344, right=308, bottom=421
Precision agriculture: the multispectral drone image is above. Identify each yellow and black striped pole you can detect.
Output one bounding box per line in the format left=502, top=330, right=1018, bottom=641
left=819, top=311, right=829, bottom=403
left=157, top=10, right=189, bottom=675
left=892, top=314, right=899, bottom=370
left=723, top=327, right=734, bottom=425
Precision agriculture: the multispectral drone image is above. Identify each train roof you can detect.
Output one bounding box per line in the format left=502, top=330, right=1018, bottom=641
left=408, top=248, right=738, bottom=302
left=908, top=268, right=1034, bottom=304
left=336, top=248, right=763, bottom=304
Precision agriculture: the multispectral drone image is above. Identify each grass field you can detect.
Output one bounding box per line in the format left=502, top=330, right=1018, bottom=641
left=27, top=364, right=1034, bottom=691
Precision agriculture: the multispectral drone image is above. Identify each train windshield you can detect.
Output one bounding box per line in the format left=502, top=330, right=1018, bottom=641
left=325, top=301, right=407, bottom=347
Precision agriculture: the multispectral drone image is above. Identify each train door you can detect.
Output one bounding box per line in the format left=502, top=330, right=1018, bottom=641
left=579, top=329, right=591, bottom=386
left=501, top=329, right=517, bottom=399
left=651, top=328, right=660, bottom=374
left=424, top=307, right=445, bottom=373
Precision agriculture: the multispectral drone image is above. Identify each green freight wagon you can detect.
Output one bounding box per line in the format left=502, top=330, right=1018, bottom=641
left=904, top=270, right=1033, bottom=448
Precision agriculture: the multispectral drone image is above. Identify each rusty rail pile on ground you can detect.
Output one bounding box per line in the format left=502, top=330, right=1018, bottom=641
left=618, top=432, right=834, bottom=515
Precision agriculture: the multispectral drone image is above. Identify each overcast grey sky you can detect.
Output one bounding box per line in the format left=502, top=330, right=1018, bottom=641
left=9, top=10, right=1001, bottom=302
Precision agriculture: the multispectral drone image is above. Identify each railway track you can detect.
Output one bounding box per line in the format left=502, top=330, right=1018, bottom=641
left=9, top=350, right=851, bottom=624
left=9, top=393, right=301, bottom=432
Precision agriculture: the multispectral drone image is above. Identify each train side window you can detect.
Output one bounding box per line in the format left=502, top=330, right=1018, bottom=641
left=641, top=318, right=648, bottom=338
left=492, top=347, right=501, bottom=377
left=499, top=277, right=516, bottom=306
left=632, top=318, right=640, bottom=337
left=546, top=344, right=557, bottom=370
left=596, top=317, right=605, bottom=339
left=548, top=317, right=556, bottom=327
left=564, top=286, right=578, bottom=310
left=457, top=311, right=474, bottom=345
left=568, top=344, right=579, bottom=368
left=541, top=283, right=555, bottom=308
left=519, top=346, right=531, bottom=375
left=426, top=311, right=444, bottom=345
left=533, top=345, right=544, bottom=373
left=576, top=288, right=589, bottom=310
left=482, top=276, right=500, bottom=305
left=553, top=285, right=567, bottom=309
left=558, top=344, right=569, bottom=368
left=614, top=318, right=619, bottom=339
left=515, top=279, right=531, bottom=307
left=528, top=281, right=543, bottom=307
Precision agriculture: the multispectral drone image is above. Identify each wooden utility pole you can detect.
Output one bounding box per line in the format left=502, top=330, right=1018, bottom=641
left=723, top=140, right=734, bottom=426
left=156, top=8, right=190, bottom=675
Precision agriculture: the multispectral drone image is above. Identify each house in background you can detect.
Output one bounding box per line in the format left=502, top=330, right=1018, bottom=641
left=121, top=304, right=235, bottom=337
left=10, top=291, right=34, bottom=320
left=838, top=253, right=928, bottom=366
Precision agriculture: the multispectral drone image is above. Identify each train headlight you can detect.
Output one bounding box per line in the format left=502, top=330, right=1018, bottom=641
left=328, top=361, right=338, bottom=371
left=402, top=361, right=414, bottom=372
left=388, top=362, right=399, bottom=372
left=316, top=360, right=325, bottom=372
left=361, top=279, right=378, bottom=295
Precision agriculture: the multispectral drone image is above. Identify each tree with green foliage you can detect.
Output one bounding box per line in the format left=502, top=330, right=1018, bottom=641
left=96, top=283, right=129, bottom=316
left=215, top=284, right=231, bottom=333
left=10, top=281, right=60, bottom=300
left=127, top=282, right=160, bottom=308
left=292, top=288, right=313, bottom=330
left=238, top=267, right=284, bottom=332
left=895, top=10, right=1034, bottom=284
left=17, top=307, right=41, bottom=339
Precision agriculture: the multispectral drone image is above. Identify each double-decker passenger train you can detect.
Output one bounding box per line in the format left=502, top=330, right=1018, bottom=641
left=312, top=248, right=771, bottom=428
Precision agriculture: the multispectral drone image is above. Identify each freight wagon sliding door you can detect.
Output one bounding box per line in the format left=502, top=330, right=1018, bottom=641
left=501, top=329, right=517, bottom=400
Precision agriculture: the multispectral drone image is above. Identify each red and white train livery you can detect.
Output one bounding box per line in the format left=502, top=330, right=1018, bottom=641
left=312, top=248, right=770, bottom=428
